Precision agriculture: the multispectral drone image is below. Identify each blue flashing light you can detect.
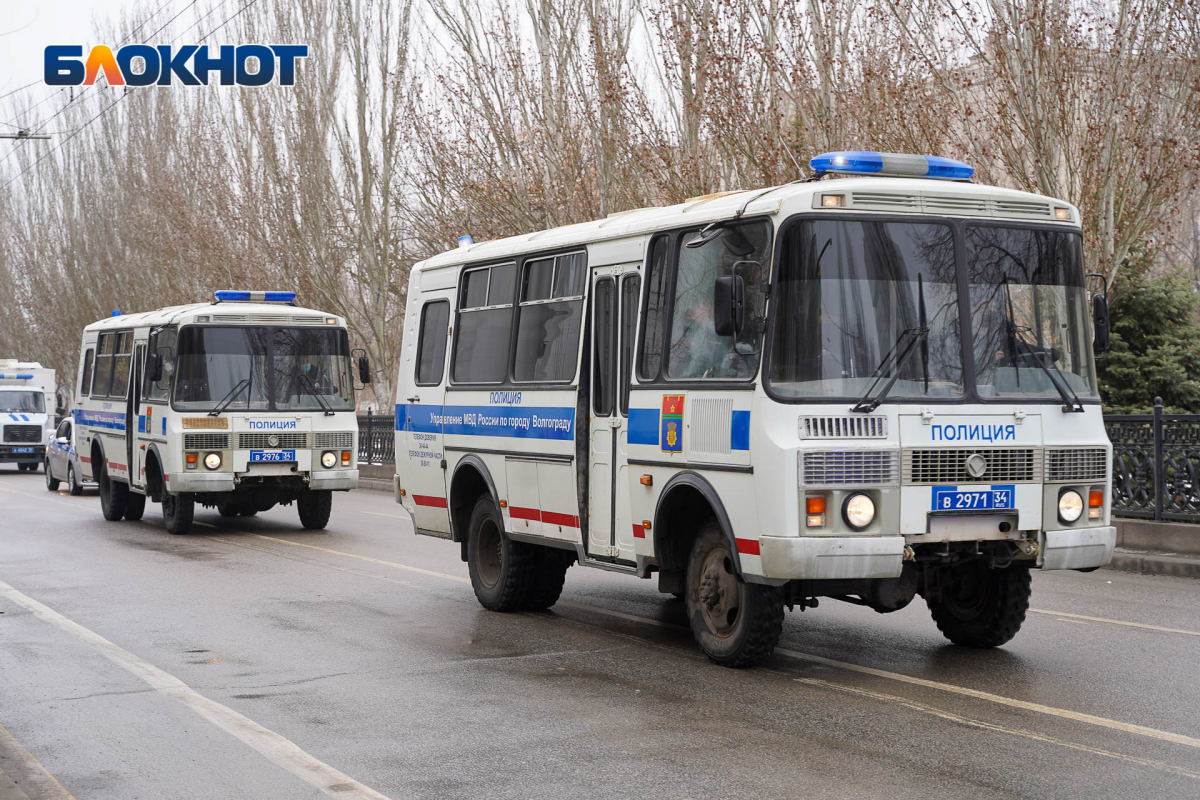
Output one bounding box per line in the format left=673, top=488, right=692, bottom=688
left=458, top=235, right=474, bottom=246
left=112, top=310, right=121, bottom=316
left=810, top=151, right=974, bottom=181
left=0, top=374, right=35, bottom=380
left=213, top=290, right=297, bottom=304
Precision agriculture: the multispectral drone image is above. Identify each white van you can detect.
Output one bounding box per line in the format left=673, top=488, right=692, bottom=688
left=74, top=291, right=368, bottom=534
left=392, top=151, right=1115, bottom=667
left=0, top=361, right=56, bottom=473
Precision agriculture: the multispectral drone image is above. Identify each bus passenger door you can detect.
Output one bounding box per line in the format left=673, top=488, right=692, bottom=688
left=399, top=293, right=452, bottom=534
left=588, top=266, right=641, bottom=562
left=127, top=343, right=146, bottom=490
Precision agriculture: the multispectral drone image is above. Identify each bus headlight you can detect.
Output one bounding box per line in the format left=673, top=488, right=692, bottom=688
left=843, top=493, right=875, bottom=530
left=204, top=452, right=222, bottom=470
left=1058, top=489, right=1084, bottom=524
left=321, top=451, right=337, bottom=469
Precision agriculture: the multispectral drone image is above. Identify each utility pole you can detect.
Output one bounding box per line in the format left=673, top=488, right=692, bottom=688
left=0, top=130, right=51, bottom=140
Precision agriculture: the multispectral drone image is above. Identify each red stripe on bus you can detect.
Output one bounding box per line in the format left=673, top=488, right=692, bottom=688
left=413, top=495, right=448, bottom=508
left=508, top=506, right=541, bottom=522
left=541, top=511, right=579, bottom=528
left=735, top=538, right=760, bottom=555
left=80, top=456, right=92, bottom=463
left=633, top=524, right=645, bottom=539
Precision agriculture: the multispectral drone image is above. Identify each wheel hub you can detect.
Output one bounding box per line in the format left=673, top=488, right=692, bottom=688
left=696, top=548, right=741, bottom=637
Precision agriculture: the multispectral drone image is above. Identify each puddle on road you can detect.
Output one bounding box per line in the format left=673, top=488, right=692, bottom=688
left=117, top=537, right=222, bottom=561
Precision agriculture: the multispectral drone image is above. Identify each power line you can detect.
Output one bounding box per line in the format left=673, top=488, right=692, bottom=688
left=2, top=0, right=262, bottom=192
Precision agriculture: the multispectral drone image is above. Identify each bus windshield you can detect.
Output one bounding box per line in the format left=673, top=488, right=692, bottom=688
left=768, top=219, right=964, bottom=400
left=173, top=326, right=354, bottom=412
left=0, top=389, right=45, bottom=414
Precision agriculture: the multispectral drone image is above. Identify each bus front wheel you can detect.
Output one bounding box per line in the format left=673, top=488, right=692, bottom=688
left=466, top=495, right=534, bottom=612
left=162, top=492, right=194, bottom=535
left=297, top=490, right=332, bottom=530
left=685, top=524, right=784, bottom=668
left=926, top=561, right=1031, bottom=648
left=99, top=468, right=128, bottom=521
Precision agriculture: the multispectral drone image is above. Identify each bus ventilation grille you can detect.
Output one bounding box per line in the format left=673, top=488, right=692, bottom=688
left=800, top=416, right=887, bottom=439
left=1044, top=448, right=1108, bottom=482
left=801, top=450, right=898, bottom=486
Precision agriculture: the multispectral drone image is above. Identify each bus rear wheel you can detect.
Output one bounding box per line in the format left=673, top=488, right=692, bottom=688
left=297, top=490, right=332, bottom=530
left=685, top=524, right=784, bottom=668
left=162, top=492, right=194, bottom=535
left=467, top=495, right=534, bottom=612
left=217, top=502, right=241, bottom=518
left=124, top=492, right=146, bottom=521
left=99, top=468, right=128, bottom=521
left=926, top=561, right=1031, bottom=648
left=523, top=547, right=573, bottom=611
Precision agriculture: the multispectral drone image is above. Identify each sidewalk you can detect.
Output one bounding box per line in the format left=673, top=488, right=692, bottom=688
left=1107, top=547, right=1200, bottom=579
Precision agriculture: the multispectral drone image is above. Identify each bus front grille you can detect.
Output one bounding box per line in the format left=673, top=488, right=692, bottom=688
left=3, top=425, right=42, bottom=443
left=184, top=433, right=231, bottom=450
left=1045, top=448, right=1108, bottom=482
left=313, top=432, right=354, bottom=450
left=238, top=432, right=309, bottom=449
left=801, top=450, right=898, bottom=487
left=903, top=448, right=1041, bottom=484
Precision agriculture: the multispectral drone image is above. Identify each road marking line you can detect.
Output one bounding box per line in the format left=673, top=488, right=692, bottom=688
left=796, top=678, right=1200, bottom=781
left=205, top=534, right=1200, bottom=753
left=1030, top=608, right=1200, bottom=637
left=0, top=722, right=75, bottom=799
left=0, top=579, right=393, bottom=800
left=352, top=511, right=411, bottom=521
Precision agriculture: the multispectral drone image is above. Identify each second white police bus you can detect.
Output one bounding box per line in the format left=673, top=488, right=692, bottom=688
left=393, top=151, right=1115, bottom=667
left=75, top=291, right=368, bottom=535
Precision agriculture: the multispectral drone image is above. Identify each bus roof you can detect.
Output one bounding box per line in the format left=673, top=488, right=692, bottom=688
left=81, top=301, right=347, bottom=334
left=415, top=176, right=1079, bottom=273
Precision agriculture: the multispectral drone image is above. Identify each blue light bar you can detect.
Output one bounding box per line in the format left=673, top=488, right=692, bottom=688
left=0, top=374, right=35, bottom=380
left=213, top=290, right=297, bottom=304
left=809, top=151, right=974, bottom=181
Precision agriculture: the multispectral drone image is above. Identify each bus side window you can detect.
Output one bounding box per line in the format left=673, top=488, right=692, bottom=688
left=452, top=262, right=516, bottom=384
left=111, top=331, right=132, bottom=399
left=79, top=349, right=94, bottom=397
left=144, top=327, right=177, bottom=402
left=593, top=278, right=617, bottom=415
left=638, top=235, right=669, bottom=381
left=93, top=333, right=114, bottom=397
left=513, top=252, right=586, bottom=383
left=415, top=301, right=450, bottom=386
left=620, top=274, right=640, bottom=415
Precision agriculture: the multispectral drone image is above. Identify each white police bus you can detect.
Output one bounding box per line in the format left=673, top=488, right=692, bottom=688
left=75, top=291, right=368, bottom=535
left=393, top=152, right=1115, bottom=667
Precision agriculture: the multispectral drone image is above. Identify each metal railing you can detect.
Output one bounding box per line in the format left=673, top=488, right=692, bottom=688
left=1105, top=398, right=1200, bottom=523
left=357, top=413, right=395, bottom=465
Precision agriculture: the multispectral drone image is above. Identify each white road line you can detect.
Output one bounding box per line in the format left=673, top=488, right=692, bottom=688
left=796, top=678, right=1200, bottom=781
left=0, top=579, right=393, bottom=800
left=220, top=533, right=1200, bottom=753
left=1030, top=608, right=1200, bottom=637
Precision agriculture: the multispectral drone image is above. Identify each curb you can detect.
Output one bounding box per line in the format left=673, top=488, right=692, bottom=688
left=357, top=478, right=392, bottom=494
left=1105, top=551, right=1200, bottom=579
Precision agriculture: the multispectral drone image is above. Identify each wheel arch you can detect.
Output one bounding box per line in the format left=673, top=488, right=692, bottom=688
left=652, top=471, right=743, bottom=580
left=88, top=438, right=106, bottom=483
left=144, top=444, right=166, bottom=501
left=448, top=455, right=502, bottom=545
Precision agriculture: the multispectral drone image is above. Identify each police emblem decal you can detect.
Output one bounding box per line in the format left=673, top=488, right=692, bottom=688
left=661, top=394, right=684, bottom=453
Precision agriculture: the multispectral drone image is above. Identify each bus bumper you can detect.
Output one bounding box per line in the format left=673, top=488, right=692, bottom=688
left=758, top=535, right=905, bottom=581
left=309, top=469, right=358, bottom=491
left=166, top=472, right=236, bottom=492
left=1040, top=526, right=1116, bottom=571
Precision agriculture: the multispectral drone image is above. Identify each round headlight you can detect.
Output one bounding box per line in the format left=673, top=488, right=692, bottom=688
left=843, top=493, right=876, bottom=530
left=204, top=452, right=222, bottom=470
left=321, top=451, right=337, bottom=469
left=1058, top=490, right=1084, bottom=523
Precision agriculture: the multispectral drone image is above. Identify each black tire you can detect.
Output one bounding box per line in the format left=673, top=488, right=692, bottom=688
left=523, top=547, right=573, bottom=611
left=926, top=561, right=1031, bottom=648
left=217, top=502, right=241, bottom=518
left=240, top=507, right=258, bottom=517
left=162, top=492, right=194, bottom=535
left=466, top=495, right=535, bottom=611
left=98, top=466, right=129, bottom=521
left=685, top=524, right=784, bottom=668
left=297, top=490, right=332, bottom=530
left=124, top=491, right=146, bottom=521
left=67, top=463, right=83, bottom=496
left=45, top=460, right=60, bottom=491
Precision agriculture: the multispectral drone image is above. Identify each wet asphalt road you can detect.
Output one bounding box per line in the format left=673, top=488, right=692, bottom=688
left=2, top=469, right=1200, bottom=799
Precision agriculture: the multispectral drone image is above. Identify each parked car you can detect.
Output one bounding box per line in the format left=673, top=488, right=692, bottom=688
left=45, top=416, right=94, bottom=495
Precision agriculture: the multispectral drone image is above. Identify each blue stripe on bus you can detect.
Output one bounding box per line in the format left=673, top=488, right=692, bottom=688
left=731, top=410, right=750, bottom=451
left=396, top=404, right=575, bottom=440
left=73, top=409, right=127, bottom=431
left=628, top=408, right=659, bottom=446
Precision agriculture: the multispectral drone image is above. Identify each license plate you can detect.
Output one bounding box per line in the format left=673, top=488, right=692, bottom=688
left=249, top=450, right=295, bottom=462
left=10, top=447, right=34, bottom=454
left=932, top=485, right=1015, bottom=511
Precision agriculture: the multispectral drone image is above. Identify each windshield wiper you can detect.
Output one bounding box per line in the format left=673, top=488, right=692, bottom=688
left=1000, top=278, right=1083, bottom=413
left=296, top=372, right=335, bottom=416
left=208, top=377, right=251, bottom=417
left=851, top=325, right=930, bottom=413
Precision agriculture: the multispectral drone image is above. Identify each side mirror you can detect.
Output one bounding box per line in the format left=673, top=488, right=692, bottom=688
left=147, top=352, right=163, bottom=383
left=713, top=275, right=745, bottom=337
left=56, top=436, right=68, bottom=445
left=358, top=355, right=371, bottom=385
left=1092, top=294, right=1111, bottom=356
